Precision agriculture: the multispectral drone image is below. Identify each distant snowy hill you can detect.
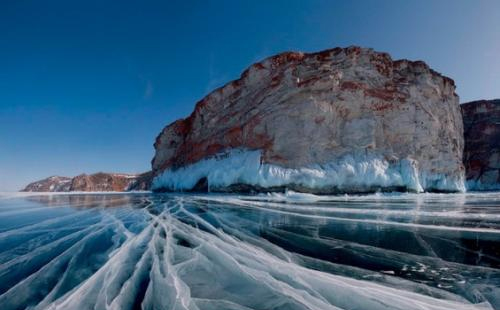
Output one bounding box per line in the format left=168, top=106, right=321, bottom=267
left=21, top=171, right=152, bottom=192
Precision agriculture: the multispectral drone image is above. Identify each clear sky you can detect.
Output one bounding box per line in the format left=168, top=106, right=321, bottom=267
left=1, top=0, right=499, bottom=191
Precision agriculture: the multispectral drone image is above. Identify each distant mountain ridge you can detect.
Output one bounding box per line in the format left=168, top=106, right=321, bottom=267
left=21, top=171, right=152, bottom=192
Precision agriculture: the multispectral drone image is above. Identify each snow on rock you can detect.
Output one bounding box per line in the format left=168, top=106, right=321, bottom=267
left=152, top=46, right=465, bottom=193
left=21, top=176, right=72, bottom=192
left=21, top=171, right=152, bottom=192
left=462, top=99, right=500, bottom=191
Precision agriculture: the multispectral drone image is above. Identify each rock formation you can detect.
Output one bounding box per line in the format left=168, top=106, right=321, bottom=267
left=22, top=176, right=72, bottom=192
left=152, top=46, right=465, bottom=193
left=127, top=171, right=153, bottom=191
left=21, top=171, right=152, bottom=192
left=462, top=99, right=500, bottom=190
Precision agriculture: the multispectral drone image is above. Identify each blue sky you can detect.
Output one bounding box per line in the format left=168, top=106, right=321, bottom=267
left=1, top=0, right=499, bottom=191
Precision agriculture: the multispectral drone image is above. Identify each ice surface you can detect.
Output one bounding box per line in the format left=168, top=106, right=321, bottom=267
left=467, top=180, right=500, bottom=191
left=0, top=192, right=499, bottom=310
left=152, top=149, right=466, bottom=193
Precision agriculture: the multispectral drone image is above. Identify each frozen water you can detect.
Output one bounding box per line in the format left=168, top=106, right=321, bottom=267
left=0, top=191, right=499, bottom=309
left=467, top=180, right=500, bottom=191
left=152, top=149, right=466, bottom=193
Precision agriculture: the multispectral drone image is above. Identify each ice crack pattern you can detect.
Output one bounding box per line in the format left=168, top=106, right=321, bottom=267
left=0, top=192, right=499, bottom=310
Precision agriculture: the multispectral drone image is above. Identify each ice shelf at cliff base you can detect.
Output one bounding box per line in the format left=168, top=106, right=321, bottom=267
left=153, top=149, right=465, bottom=193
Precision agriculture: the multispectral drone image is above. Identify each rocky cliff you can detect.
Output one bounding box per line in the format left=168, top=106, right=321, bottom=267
left=21, top=172, right=152, bottom=192
left=462, top=99, right=500, bottom=190
left=152, top=46, right=465, bottom=194
left=22, top=176, right=72, bottom=192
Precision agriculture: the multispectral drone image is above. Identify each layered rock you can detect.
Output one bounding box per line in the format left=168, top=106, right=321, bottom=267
left=462, top=99, right=500, bottom=190
left=21, top=172, right=152, bottom=192
left=152, top=46, right=465, bottom=194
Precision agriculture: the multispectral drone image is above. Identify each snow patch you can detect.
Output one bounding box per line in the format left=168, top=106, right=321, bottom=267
left=152, top=149, right=465, bottom=193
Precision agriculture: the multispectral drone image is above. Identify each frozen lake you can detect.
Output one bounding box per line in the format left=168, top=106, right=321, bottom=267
left=0, top=191, right=499, bottom=310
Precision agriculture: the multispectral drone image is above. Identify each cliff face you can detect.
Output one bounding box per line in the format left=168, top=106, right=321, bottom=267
left=21, top=172, right=152, bottom=192
left=126, top=171, right=153, bottom=191
left=462, top=99, right=500, bottom=190
left=152, top=46, right=465, bottom=194
left=69, top=173, right=144, bottom=192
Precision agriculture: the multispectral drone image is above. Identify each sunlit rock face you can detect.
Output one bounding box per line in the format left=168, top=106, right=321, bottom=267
left=69, top=172, right=149, bottom=192
left=152, top=46, right=465, bottom=193
left=462, top=99, right=500, bottom=190
left=22, top=172, right=152, bottom=192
